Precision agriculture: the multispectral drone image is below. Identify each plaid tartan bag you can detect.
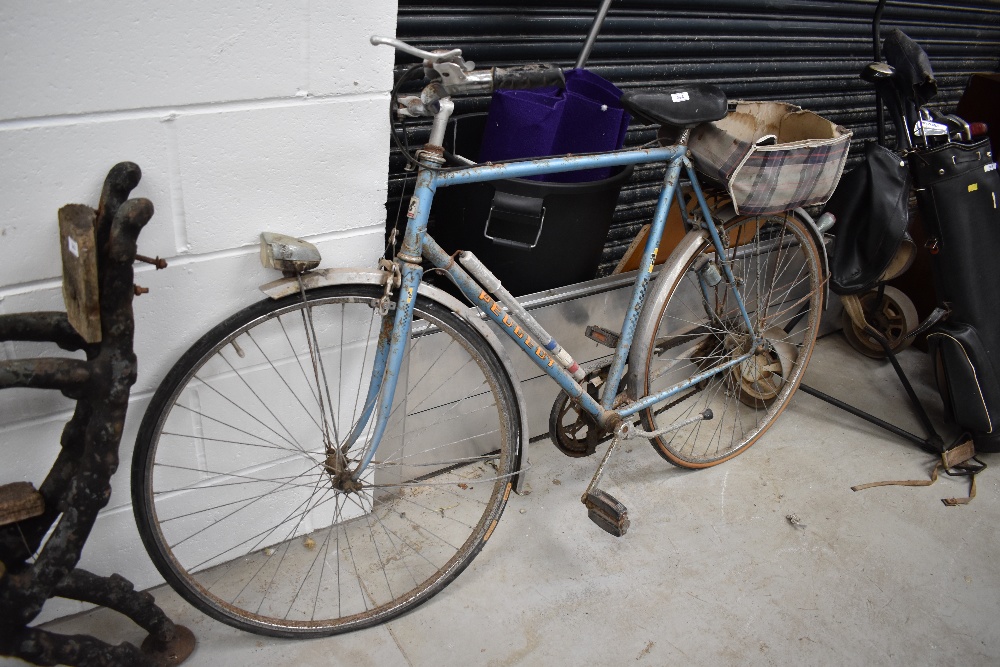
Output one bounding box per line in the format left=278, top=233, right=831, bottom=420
left=689, top=101, right=852, bottom=215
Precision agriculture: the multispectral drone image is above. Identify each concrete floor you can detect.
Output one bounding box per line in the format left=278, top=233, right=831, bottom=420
left=22, top=333, right=1000, bottom=666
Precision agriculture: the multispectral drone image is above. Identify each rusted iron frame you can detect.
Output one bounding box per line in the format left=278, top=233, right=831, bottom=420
left=2, top=624, right=150, bottom=667
left=0, top=358, right=90, bottom=395
left=0, top=404, right=91, bottom=566
left=0, top=312, right=88, bottom=352
left=1, top=568, right=182, bottom=666
left=0, top=162, right=191, bottom=666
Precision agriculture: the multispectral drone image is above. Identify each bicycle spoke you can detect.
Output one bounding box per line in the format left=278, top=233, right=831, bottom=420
left=298, top=305, right=338, bottom=450
left=178, top=385, right=308, bottom=457
left=246, top=328, right=324, bottom=435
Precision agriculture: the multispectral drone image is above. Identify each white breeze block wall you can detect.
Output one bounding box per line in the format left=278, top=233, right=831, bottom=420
left=1, top=0, right=398, bottom=622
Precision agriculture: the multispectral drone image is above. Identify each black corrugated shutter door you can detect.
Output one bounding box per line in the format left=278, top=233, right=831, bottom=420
left=387, top=1, right=1000, bottom=276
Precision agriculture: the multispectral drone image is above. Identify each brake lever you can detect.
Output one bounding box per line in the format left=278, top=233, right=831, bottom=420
left=370, top=35, right=469, bottom=68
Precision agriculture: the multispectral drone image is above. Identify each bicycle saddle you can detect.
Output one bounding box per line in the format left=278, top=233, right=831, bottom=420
left=620, top=84, right=728, bottom=129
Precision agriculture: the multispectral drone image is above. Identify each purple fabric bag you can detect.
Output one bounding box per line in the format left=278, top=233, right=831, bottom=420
left=478, top=69, right=631, bottom=183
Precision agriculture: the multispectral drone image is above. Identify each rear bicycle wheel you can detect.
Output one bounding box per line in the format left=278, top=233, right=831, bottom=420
left=132, top=284, right=520, bottom=637
left=638, top=212, right=823, bottom=467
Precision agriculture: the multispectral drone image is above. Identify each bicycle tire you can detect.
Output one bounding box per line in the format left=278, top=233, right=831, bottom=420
left=638, top=212, right=823, bottom=467
left=132, top=284, right=520, bottom=637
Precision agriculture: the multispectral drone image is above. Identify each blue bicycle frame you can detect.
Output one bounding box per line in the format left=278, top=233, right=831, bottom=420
left=351, top=144, right=758, bottom=477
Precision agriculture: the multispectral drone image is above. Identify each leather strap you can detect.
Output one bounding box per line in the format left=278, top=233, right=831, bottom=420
left=905, top=306, right=949, bottom=341
left=851, top=451, right=982, bottom=505
left=840, top=293, right=870, bottom=333
left=851, top=461, right=943, bottom=492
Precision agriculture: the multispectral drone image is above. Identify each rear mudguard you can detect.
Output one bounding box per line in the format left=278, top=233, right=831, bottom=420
left=625, top=209, right=829, bottom=400
left=260, top=268, right=532, bottom=493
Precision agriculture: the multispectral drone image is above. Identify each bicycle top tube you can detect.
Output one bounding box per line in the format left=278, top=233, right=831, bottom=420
left=429, top=145, right=686, bottom=189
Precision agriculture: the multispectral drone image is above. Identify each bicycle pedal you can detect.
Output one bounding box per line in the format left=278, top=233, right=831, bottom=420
left=583, top=489, right=630, bottom=537
left=585, top=325, right=620, bottom=349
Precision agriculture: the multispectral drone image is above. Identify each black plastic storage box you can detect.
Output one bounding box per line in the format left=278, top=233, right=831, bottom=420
left=429, top=114, right=632, bottom=297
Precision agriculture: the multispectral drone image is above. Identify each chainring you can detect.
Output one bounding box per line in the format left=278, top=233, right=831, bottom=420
left=548, top=363, right=623, bottom=458
left=549, top=390, right=608, bottom=457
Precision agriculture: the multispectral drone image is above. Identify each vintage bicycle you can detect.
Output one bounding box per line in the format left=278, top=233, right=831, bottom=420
left=130, top=36, right=835, bottom=637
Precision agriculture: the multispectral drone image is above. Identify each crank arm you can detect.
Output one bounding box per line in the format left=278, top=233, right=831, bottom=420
left=581, top=431, right=630, bottom=537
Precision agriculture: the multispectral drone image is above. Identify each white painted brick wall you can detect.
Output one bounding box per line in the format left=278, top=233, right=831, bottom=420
left=1, top=0, right=399, bottom=623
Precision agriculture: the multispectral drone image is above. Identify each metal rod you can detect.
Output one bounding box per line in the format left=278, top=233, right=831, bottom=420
left=617, top=348, right=753, bottom=418
left=601, top=160, right=682, bottom=410
left=797, top=382, right=936, bottom=452
left=873, top=0, right=888, bottom=146
left=874, top=331, right=944, bottom=451
left=575, top=0, right=614, bottom=69
left=872, top=0, right=887, bottom=62
left=684, top=158, right=756, bottom=337
left=583, top=430, right=622, bottom=499
left=433, top=145, right=683, bottom=189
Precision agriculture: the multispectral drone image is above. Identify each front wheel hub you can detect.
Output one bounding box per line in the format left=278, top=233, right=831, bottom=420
left=325, top=452, right=363, bottom=493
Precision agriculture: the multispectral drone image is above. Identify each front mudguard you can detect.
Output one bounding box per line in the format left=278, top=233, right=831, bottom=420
left=260, top=268, right=532, bottom=493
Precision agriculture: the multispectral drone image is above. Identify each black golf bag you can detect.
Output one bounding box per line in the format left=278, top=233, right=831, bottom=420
left=912, top=139, right=1000, bottom=452
left=879, top=24, right=1000, bottom=453
left=828, top=25, right=1000, bottom=453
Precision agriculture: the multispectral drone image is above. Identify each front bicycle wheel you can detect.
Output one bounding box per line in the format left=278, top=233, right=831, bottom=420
left=638, top=212, right=823, bottom=467
left=132, top=284, right=520, bottom=637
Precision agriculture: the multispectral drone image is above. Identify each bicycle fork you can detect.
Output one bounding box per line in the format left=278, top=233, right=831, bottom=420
left=290, top=254, right=423, bottom=489
left=347, top=262, right=424, bottom=481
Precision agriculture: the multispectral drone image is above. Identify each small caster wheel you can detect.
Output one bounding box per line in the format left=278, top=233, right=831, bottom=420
left=841, top=285, right=919, bottom=359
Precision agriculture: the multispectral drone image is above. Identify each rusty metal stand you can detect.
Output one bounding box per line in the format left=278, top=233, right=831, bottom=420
left=798, top=317, right=985, bottom=503
left=0, top=163, right=195, bottom=666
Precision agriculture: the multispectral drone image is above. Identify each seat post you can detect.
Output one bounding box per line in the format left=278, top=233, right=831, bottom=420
left=657, top=126, right=691, bottom=148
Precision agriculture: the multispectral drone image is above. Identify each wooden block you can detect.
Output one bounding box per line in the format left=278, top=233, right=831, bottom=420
left=612, top=188, right=763, bottom=275
left=957, top=73, right=1000, bottom=162
left=0, top=481, right=45, bottom=527
left=59, top=204, right=101, bottom=343
left=612, top=202, right=688, bottom=275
